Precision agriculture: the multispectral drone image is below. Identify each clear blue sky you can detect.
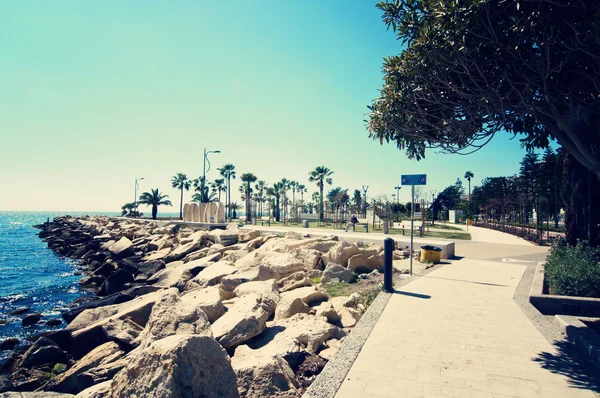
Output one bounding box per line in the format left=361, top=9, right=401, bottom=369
left=0, top=1, right=531, bottom=212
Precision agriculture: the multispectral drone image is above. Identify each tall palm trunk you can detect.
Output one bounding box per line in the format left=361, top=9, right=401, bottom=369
left=319, top=184, right=324, bottom=222
left=245, top=185, right=251, bottom=222
left=152, top=205, right=158, bottom=220
left=179, top=187, right=184, bottom=220
left=227, top=176, right=231, bottom=218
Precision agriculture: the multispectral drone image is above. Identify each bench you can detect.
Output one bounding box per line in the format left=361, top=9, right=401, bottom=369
left=351, top=218, right=369, bottom=233
left=258, top=216, right=271, bottom=226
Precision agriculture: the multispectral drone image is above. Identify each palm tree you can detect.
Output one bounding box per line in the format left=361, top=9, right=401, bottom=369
left=121, top=202, right=135, bottom=217
left=192, top=176, right=214, bottom=203
left=279, top=179, right=289, bottom=220
left=229, top=202, right=241, bottom=219
left=171, top=173, right=191, bottom=220
left=218, top=164, right=236, bottom=219
left=212, top=178, right=226, bottom=203
left=138, top=188, right=172, bottom=220
left=464, top=171, right=474, bottom=200
left=308, top=166, right=334, bottom=222
left=268, top=183, right=283, bottom=221
left=240, top=173, right=258, bottom=222
left=297, top=183, right=307, bottom=214
left=255, top=180, right=267, bottom=217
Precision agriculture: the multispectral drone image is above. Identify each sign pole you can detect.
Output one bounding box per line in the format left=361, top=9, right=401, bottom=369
left=410, top=184, right=414, bottom=276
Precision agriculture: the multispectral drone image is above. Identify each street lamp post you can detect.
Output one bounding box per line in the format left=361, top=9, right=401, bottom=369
left=430, top=190, right=437, bottom=226
left=394, top=185, right=401, bottom=204
left=361, top=185, right=369, bottom=219
left=202, top=148, right=221, bottom=203
left=134, top=177, right=144, bottom=216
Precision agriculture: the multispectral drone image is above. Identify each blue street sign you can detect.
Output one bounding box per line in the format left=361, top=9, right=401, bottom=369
left=401, top=174, right=427, bottom=186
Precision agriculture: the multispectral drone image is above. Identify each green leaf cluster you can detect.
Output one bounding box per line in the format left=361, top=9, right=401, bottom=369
left=545, top=240, right=600, bottom=298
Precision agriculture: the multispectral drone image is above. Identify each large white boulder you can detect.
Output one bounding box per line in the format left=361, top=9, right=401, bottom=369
left=110, top=335, right=239, bottom=398
left=138, top=290, right=212, bottom=347
left=232, top=346, right=300, bottom=398
left=277, top=271, right=312, bottom=292
left=347, top=252, right=384, bottom=273
left=322, top=241, right=361, bottom=266
left=108, top=237, right=134, bottom=258
left=189, top=261, right=238, bottom=289
left=321, top=263, right=354, bottom=284
left=211, top=293, right=276, bottom=349
left=274, top=297, right=310, bottom=320
left=163, top=240, right=203, bottom=262
left=219, top=265, right=272, bottom=299
left=280, top=286, right=328, bottom=306
left=180, top=285, right=226, bottom=323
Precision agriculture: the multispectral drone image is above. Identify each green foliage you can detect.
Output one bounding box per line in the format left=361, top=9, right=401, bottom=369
left=357, top=284, right=383, bottom=311
left=138, top=188, right=172, bottom=220
left=545, top=240, right=600, bottom=298
left=52, top=363, right=67, bottom=374
left=324, top=282, right=350, bottom=297
left=369, top=0, right=600, bottom=183
left=310, top=276, right=322, bottom=284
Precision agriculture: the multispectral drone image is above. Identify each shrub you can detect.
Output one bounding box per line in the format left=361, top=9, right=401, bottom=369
left=544, top=240, right=600, bottom=298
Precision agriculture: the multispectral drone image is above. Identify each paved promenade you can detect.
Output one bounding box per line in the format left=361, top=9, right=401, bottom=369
left=334, top=228, right=599, bottom=397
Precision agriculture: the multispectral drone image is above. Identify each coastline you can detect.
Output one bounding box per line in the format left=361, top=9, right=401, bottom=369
left=0, top=215, right=395, bottom=396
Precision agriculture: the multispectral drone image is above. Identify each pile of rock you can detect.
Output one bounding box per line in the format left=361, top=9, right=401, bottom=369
left=0, top=216, right=386, bottom=397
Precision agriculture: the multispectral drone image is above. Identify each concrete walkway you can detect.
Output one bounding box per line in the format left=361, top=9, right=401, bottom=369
left=336, top=257, right=597, bottom=397
left=332, top=225, right=599, bottom=398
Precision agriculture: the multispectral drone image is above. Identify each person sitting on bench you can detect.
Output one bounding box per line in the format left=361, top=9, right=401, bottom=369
left=345, top=215, right=359, bottom=232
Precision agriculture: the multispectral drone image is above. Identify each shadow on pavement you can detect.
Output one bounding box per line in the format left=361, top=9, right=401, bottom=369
left=392, top=290, right=431, bottom=299
left=533, top=339, right=600, bottom=393
left=422, top=275, right=510, bottom=287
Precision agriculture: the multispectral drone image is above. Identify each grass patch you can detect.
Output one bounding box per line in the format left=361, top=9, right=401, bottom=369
left=358, top=284, right=383, bottom=310
left=431, top=224, right=463, bottom=231
left=324, top=282, right=352, bottom=297
left=310, top=276, right=322, bottom=284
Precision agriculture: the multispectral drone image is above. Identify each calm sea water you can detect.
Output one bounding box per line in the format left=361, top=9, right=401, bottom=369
left=0, top=211, right=123, bottom=361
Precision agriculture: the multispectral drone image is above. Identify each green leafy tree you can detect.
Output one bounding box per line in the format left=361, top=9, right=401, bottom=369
left=255, top=180, right=267, bottom=217
left=171, top=173, right=191, bottom=220
left=353, top=189, right=362, bottom=215
left=464, top=171, right=474, bottom=200
left=138, top=188, right=172, bottom=220
left=240, top=173, right=258, bottom=222
left=211, top=178, right=226, bottom=203
left=218, top=164, right=236, bottom=218
left=369, top=0, right=600, bottom=243
left=229, top=202, right=241, bottom=219
left=121, top=202, right=136, bottom=217
left=309, top=166, right=334, bottom=222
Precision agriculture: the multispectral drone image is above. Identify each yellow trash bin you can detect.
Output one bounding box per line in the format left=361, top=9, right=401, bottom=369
left=467, top=219, right=473, bottom=226
left=420, top=245, right=442, bottom=264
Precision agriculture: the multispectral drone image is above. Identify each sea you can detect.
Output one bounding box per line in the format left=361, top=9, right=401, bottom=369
left=0, top=211, right=179, bottom=362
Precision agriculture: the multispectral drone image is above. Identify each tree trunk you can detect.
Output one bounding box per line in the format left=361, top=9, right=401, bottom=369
left=227, top=177, right=231, bottom=218
left=179, top=187, right=184, bottom=220
left=246, top=187, right=251, bottom=222
left=319, top=185, right=324, bottom=222
left=152, top=205, right=158, bottom=220
left=275, top=196, right=280, bottom=221
left=563, top=154, right=600, bottom=246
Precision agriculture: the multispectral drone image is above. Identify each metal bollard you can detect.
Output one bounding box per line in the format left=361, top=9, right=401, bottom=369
left=402, top=225, right=405, bottom=235
left=384, top=237, right=394, bottom=292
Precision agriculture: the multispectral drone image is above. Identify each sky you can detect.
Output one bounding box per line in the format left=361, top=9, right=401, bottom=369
left=0, top=1, right=533, bottom=212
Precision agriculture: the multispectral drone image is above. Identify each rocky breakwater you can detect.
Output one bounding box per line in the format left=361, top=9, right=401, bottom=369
left=0, top=216, right=389, bottom=397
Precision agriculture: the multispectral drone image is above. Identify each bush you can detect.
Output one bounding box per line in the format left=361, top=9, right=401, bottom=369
left=544, top=240, right=600, bottom=298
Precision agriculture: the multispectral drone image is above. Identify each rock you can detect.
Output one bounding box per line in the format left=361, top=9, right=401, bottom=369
left=280, top=286, right=328, bottom=306
left=179, top=230, right=206, bottom=244
left=207, top=229, right=239, bottom=247
left=296, top=354, right=327, bottom=388
left=108, top=237, right=134, bottom=258
left=222, top=249, right=249, bottom=263
left=238, top=229, right=261, bottom=243
left=62, top=293, right=134, bottom=324
left=313, top=302, right=340, bottom=324
left=46, top=319, right=62, bottom=327
left=0, top=337, right=19, bottom=351
left=142, top=247, right=171, bottom=261
left=9, top=307, right=30, bottom=316
left=322, top=241, right=361, bottom=266
left=67, top=291, right=165, bottom=357
left=188, top=261, right=237, bottom=289
left=180, top=286, right=226, bottom=323
left=232, top=346, right=300, bottom=398
left=319, top=338, right=342, bottom=361
left=274, top=297, right=310, bottom=320
left=347, top=253, right=384, bottom=273
left=0, top=393, right=76, bottom=397
left=163, top=240, right=202, bottom=263
left=233, top=280, right=279, bottom=302
left=307, top=269, right=323, bottom=279
left=211, top=293, right=276, bottom=350
left=43, top=342, right=125, bottom=394
left=259, top=252, right=307, bottom=280
left=321, top=263, right=354, bottom=284
left=277, top=271, right=312, bottom=293
left=98, top=271, right=134, bottom=297
left=22, top=313, right=42, bottom=327
left=240, top=313, right=345, bottom=358
left=329, top=296, right=362, bottom=328
left=284, top=231, right=303, bottom=240
left=147, top=254, right=220, bottom=289
left=110, top=335, right=239, bottom=398
left=74, top=380, right=112, bottom=398
left=19, top=337, right=67, bottom=368
left=220, top=265, right=272, bottom=299
left=136, top=259, right=165, bottom=277
left=182, top=248, right=208, bottom=263
left=244, top=236, right=264, bottom=250
left=138, top=290, right=212, bottom=347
